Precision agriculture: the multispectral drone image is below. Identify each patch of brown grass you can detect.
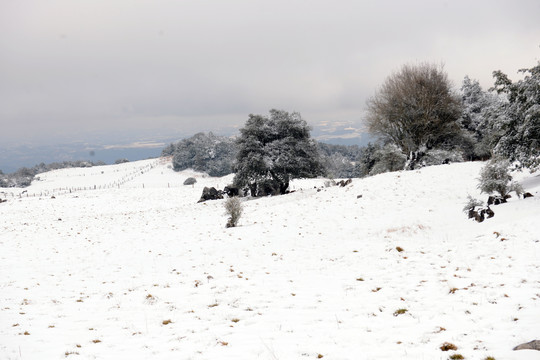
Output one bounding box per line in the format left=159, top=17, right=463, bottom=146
left=440, top=342, right=458, bottom=351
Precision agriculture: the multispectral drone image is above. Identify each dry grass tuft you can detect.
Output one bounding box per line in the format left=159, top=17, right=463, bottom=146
left=440, top=342, right=458, bottom=351
left=393, top=308, right=408, bottom=316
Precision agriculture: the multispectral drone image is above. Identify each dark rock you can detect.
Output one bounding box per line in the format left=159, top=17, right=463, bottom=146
left=223, top=186, right=239, bottom=197
left=198, top=187, right=223, bottom=202
left=357, top=194, right=363, bottom=199
left=468, top=205, right=494, bottom=222
left=474, top=211, right=485, bottom=223
left=524, top=192, right=534, bottom=198
left=513, top=340, right=540, bottom=351
left=183, top=177, right=197, bottom=186
left=337, top=178, right=352, bottom=187
left=488, top=195, right=506, bottom=206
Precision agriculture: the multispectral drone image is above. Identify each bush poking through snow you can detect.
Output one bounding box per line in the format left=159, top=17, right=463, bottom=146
left=478, top=158, right=524, bottom=198
left=463, top=195, right=494, bottom=222
left=225, top=197, right=243, bottom=228
left=462, top=196, right=484, bottom=213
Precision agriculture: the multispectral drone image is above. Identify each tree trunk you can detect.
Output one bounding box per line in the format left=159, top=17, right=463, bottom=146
left=279, top=181, right=289, bottom=194
left=249, top=183, right=257, bottom=197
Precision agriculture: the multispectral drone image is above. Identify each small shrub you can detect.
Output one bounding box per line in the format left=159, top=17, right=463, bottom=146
left=449, top=354, right=464, bottom=360
left=462, top=195, right=483, bottom=213
left=478, top=158, right=523, bottom=198
left=224, top=197, right=243, bottom=228
left=183, top=177, right=197, bottom=186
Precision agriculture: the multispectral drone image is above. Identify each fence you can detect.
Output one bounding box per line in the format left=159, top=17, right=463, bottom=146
left=0, top=158, right=172, bottom=200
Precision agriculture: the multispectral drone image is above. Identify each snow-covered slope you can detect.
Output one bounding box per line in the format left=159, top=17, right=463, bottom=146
left=1, top=159, right=539, bottom=360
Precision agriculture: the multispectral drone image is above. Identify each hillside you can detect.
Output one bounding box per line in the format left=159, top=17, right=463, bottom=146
left=1, top=158, right=539, bottom=360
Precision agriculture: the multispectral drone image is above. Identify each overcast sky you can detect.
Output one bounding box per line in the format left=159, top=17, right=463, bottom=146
left=1, top=0, right=539, bottom=147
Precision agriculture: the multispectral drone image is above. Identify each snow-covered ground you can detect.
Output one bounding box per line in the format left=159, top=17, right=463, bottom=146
left=1, top=159, right=539, bottom=360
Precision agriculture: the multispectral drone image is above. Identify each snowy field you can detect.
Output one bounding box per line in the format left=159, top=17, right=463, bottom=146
left=1, top=158, right=539, bottom=360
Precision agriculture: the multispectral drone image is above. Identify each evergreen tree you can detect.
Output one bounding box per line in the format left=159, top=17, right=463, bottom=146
left=459, top=76, right=501, bottom=160
left=168, top=132, right=236, bottom=177
left=369, top=143, right=407, bottom=175
left=353, top=143, right=381, bottom=177
left=491, top=62, right=540, bottom=170
left=234, top=109, right=325, bottom=196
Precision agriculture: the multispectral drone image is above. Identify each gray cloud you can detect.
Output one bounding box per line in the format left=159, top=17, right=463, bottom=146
left=1, top=0, right=539, bottom=146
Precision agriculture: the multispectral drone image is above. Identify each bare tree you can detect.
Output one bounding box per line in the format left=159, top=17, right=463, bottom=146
left=365, top=63, right=462, bottom=169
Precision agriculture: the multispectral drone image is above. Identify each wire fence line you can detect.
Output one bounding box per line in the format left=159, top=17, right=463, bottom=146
left=0, top=158, right=177, bottom=200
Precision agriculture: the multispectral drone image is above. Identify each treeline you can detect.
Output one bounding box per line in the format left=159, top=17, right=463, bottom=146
left=162, top=132, right=407, bottom=179
left=364, top=61, right=539, bottom=172
left=163, top=60, right=539, bottom=180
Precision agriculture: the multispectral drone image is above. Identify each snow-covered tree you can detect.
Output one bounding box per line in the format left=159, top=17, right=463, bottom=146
left=233, top=109, right=325, bottom=196
left=478, top=158, right=523, bottom=198
left=317, top=142, right=362, bottom=178
left=491, top=62, right=540, bottom=170
left=353, top=143, right=381, bottom=177
left=369, top=143, right=407, bottom=175
left=168, top=132, right=236, bottom=177
left=365, top=63, right=463, bottom=169
left=459, top=76, right=502, bottom=160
